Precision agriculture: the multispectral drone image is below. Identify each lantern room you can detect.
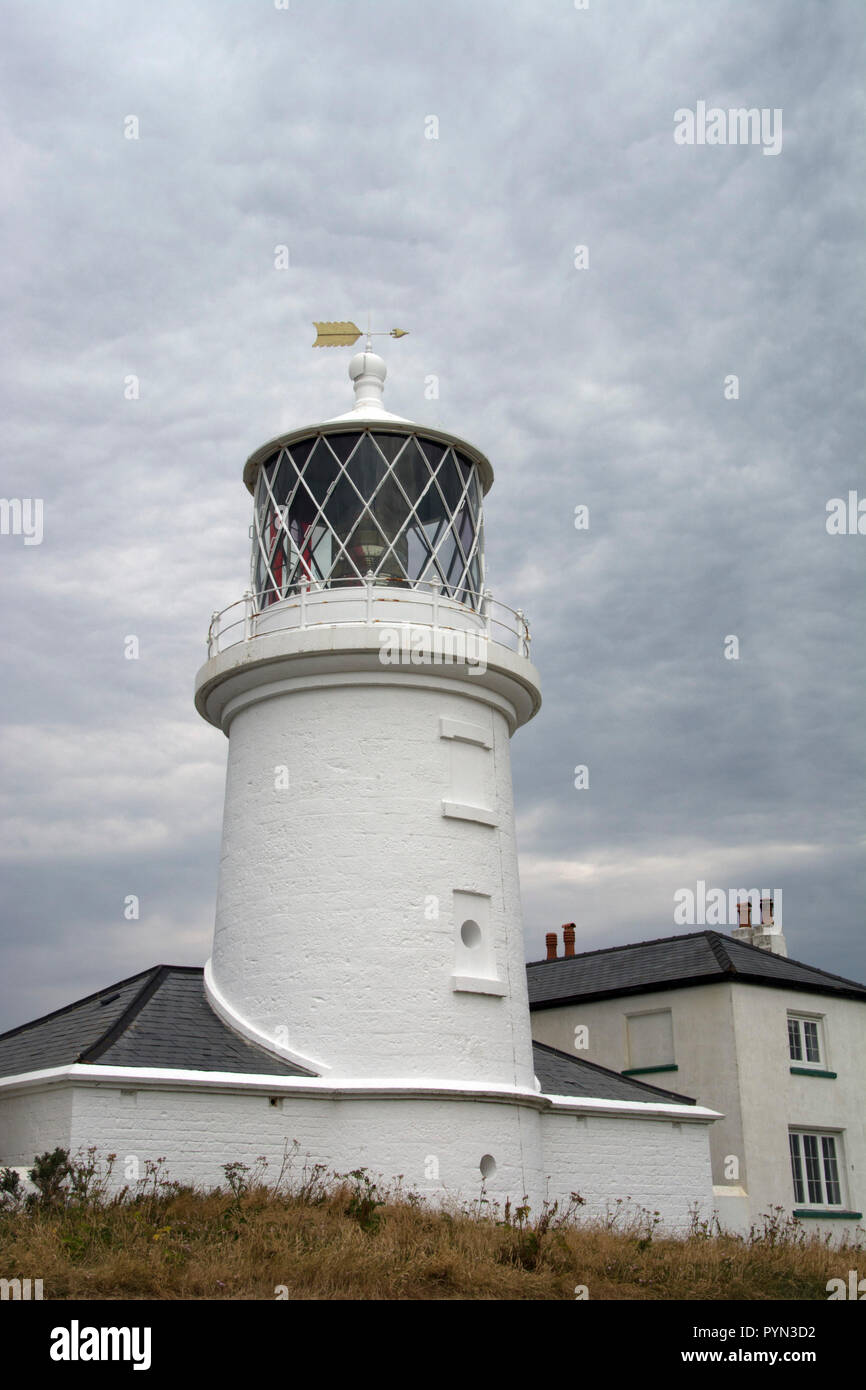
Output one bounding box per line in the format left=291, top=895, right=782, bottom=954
left=241, top=351, right=493, bottom=613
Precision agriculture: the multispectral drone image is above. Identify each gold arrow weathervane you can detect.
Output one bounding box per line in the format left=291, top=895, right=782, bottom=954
left=312, top=320, right=409, bottom=348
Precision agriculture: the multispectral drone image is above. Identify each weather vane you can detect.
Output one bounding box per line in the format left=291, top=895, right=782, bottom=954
left=312, top=320, right=409, bottom=349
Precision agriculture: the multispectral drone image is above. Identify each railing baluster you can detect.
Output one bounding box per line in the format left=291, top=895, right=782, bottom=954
left=365, top=570, right=374, bottom=624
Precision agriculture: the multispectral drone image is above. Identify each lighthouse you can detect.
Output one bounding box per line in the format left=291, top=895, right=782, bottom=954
left=0, top=341, right=718, bottom=1222
left=196, top=346, right=542, bottom=1096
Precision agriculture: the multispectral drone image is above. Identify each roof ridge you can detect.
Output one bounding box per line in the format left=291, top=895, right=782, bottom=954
left=721, top=932, right=866, bottom=990
left=528, top=929, right=866, bottom=995
left=78, top=967, right=168, bottom=1063
left=142, top=963, right=206, bottom=981
left=0, top=964, right=161, bottom=1044
left=526, top=928, right=715, bottom=969
left=705, top=931, right=735, bottom=973
left=532, top=1039, right=695, bottom=1104
left=197, top=991, right=319, bottom=1078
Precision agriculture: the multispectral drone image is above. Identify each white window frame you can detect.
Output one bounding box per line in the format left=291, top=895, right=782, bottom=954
left=787, top=1011, right=826, bottom=1068
left=788, top=1129, right=845, bottom=1210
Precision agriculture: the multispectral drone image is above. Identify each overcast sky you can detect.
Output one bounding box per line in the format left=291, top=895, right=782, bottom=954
left=1, top=0, right=864, bottom=1031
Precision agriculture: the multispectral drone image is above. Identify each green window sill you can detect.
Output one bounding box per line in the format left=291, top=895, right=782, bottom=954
left=793, top=1209, right=862, bottom=1220
left=622, top=1064, right=678, bottom=1076
left=789, top=1067, right=837, bottom=1078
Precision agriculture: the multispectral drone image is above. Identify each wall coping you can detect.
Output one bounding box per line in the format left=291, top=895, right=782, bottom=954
left=0, top=1064, right=720, bottom=1125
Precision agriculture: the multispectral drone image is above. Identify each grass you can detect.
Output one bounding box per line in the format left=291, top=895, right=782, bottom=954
left=0, top=1145, right=862, bottom=1301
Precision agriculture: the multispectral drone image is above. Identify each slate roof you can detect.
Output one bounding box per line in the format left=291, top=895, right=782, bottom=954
left=527, top=930, right=866, bottom=1010
left=530, top=1041, right=695, bottom=1105
left=0, top=964, right=698, bottom=1107
left=0, top=966, right=313, bottom=1079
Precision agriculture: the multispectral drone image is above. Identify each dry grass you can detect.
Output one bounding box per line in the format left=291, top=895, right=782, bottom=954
left=1, top=1147, right=862, bottom=1301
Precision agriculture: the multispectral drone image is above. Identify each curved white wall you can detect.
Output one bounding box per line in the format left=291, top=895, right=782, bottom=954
left=0, top=1076, right=716, bottom=1230
left=201, top=631, right=541, bottom=1088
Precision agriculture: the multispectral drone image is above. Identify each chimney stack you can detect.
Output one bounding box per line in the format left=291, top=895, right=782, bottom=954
left=545, top=932, right=558, bottom=962
left=563, top=923, right=576, bottom=958
left=731, top=888, right=787, bottom=957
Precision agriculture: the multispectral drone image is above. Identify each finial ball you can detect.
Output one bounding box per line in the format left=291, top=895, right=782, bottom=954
left=349, top=351, right=387, bottom=383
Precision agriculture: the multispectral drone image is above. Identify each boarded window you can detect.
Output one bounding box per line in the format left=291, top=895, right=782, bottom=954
left=626, top=1009, right=674, bottom=1069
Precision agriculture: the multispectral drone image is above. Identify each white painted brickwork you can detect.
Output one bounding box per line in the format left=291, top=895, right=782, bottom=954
left=1, top=1080, right=715, bottom=1230
left=207, top=640, right=539, bottom=1089
left=0, top=1087, right=73, bottom=1168
left=542, top=1108, right=715, bottom=1226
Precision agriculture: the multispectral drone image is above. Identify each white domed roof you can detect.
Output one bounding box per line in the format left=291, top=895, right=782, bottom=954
left=242, top=353, right=494, bottom=494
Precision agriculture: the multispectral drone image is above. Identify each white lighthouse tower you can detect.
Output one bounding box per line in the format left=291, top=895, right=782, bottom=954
left=195, top=346, right=546, bottom=1182
left=197, top=347, right=542, bottom=1090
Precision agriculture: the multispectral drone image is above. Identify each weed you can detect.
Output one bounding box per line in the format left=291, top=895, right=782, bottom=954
left=0, top=1148, right=860, bottom=1299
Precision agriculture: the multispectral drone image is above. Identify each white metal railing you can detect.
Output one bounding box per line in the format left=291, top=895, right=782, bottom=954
left=206, top=575, right=531, bottom=659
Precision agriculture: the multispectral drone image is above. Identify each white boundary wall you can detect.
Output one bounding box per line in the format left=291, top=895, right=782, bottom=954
left=0, top=1069, right=717, bottom=1231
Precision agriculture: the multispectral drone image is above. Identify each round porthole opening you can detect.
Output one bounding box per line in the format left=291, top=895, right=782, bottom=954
left=479, top=1153, right=496, bottom=1180
left=460, top=919, right=482, bottom=949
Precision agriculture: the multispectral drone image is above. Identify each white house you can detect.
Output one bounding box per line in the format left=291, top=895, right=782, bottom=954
left=528, top=918, right=866, bottom=1241
left=0, top=348, right=718, bottom=1227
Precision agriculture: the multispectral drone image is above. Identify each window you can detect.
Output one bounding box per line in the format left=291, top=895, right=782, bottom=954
left=624, top=1009, right=675, bottom=1071
left=789, top=1131, right=843, bottom=1207
left=787, top=1013, right=824, bottom=1066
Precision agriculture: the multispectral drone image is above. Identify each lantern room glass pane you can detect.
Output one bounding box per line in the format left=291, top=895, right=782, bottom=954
left=406, top=526, right=434, bottom=580
left=301, top=438, right=342, bottom=501
left=320, top=470, right=359, bottom=533
left=393, top=439, right=424, bottom=497
left=372, top=433, right=410, bottom=464
left=455, top=501, right=475, bottom=559
left=269, top=450, right=294, bottom=502
left=467, top=552, right=482, bottom=598
left=289, top=437, right=316, bottom=470
left=416, top=438, right=447, bottom=471
left=325, top=432, right=361, bottom=464
left=434, top=451, right=464, bottom=510
left=347, top=435, right=388, bottom=496
left=454, top=451, right=472, bottom=485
